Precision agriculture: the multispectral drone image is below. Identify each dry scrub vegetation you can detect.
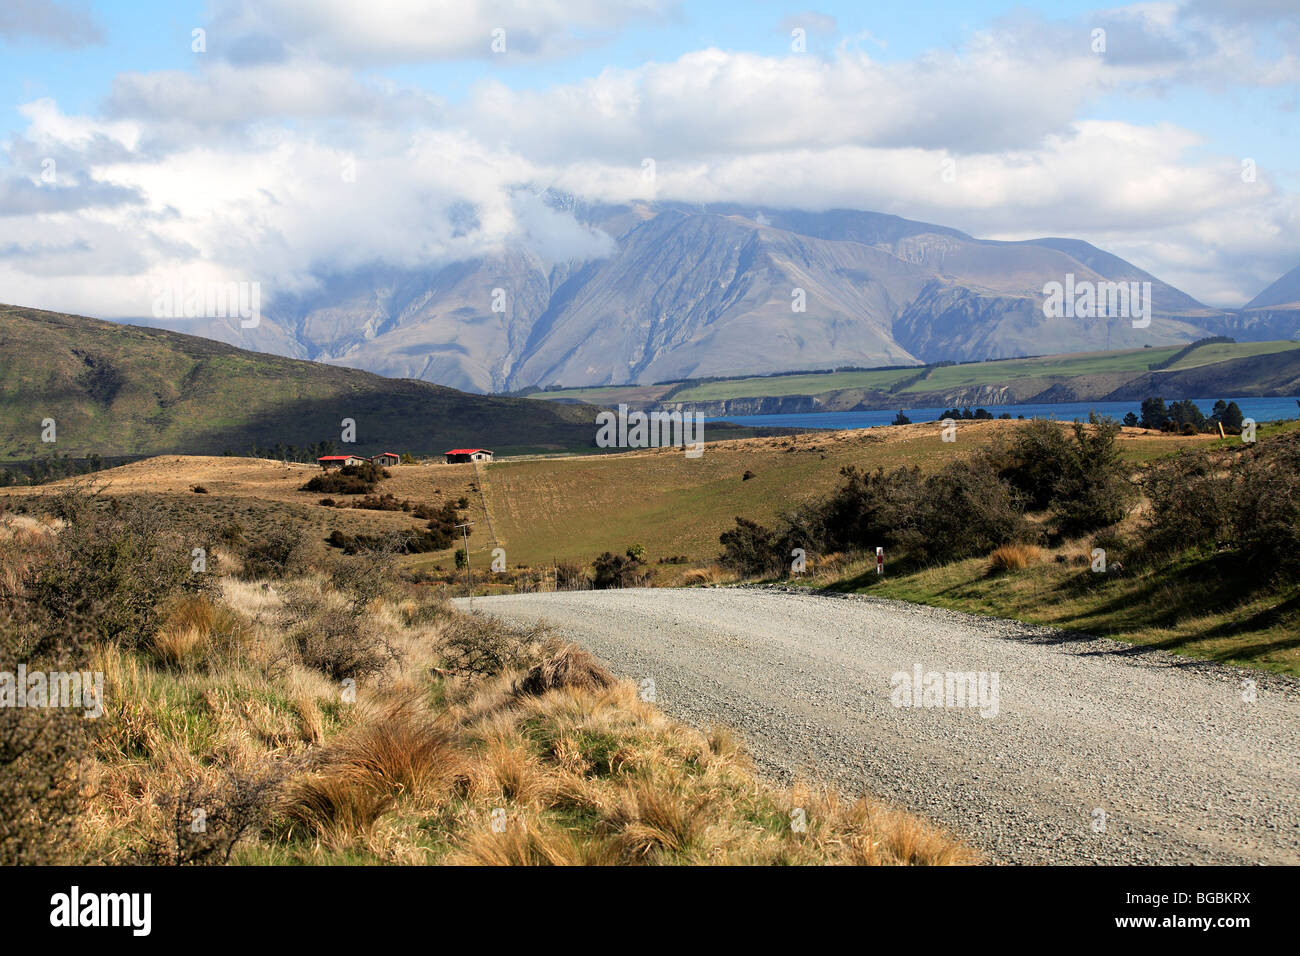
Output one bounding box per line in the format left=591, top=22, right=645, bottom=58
left=1, top=490, right=973, bottom=866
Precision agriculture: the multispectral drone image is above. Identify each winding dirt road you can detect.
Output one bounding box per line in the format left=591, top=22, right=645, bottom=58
left=456, top=587, right=1300, bottom=865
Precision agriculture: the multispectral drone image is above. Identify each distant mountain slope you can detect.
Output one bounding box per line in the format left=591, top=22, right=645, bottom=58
left=1245, top=263, right=1300, bottom=309
left=1104, top=348, right=1300, bottom=401
left=0, top=305, right=603, bottom=459
left=126, top=200, right=1240, bottom=390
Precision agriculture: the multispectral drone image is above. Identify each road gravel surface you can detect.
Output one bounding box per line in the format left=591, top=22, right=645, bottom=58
left=455, top=587, right=1300, bottom=864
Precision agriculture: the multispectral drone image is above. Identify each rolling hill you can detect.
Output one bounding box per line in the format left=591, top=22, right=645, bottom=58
left=0, top=304, right=608, bottom=460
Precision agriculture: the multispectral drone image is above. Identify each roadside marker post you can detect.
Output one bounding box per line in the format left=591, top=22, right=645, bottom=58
left=877, top=547, right=884, bottom=575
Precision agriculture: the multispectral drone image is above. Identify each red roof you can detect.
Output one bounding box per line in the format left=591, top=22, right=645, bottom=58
left=374, top=451, right=399, bottom=456
left=445, top=448, right=491, bottom=455
left=317, top=455, right=356, bottom=461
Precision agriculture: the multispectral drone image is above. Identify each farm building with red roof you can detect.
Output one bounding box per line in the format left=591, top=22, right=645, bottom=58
left=444, top=448, right=493, bottom=463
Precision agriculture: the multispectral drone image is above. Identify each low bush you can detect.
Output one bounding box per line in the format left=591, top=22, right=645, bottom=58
left=0, top=622, right=88, bottom=864
left=300, top=462, right=390, bottom=496
left=718, top=516, right=784, bottom=576
left=592, top=548, right=649, bottom=589
left=146, top=768, right=285, bottom=865
left=555, top=561, right=588, bottom=590
left=1141, top=432, right=1300, bottom=584
left=239, top=527, right=307, bottom=580
left=437, top=613, right=554, bottom=680
left=282, top=590, right=402, bottom=684
left=24, top=489, right=207, bottom=649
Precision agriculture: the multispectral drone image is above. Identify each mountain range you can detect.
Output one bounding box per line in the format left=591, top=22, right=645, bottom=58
left=128, top=200, right=1298, bottom=392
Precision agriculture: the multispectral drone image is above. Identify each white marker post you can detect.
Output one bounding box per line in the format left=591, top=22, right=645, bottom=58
left=876, top=547, right=884, bottom=575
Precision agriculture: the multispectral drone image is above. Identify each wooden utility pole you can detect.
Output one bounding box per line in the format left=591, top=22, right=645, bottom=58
left=455, top=521, right=473, bottom=592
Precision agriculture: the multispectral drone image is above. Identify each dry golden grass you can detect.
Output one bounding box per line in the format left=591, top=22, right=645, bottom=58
left=52, top=556, right=975, bottom=866
left=150, top=624, right=205, bottom=666
left=441, top=673, right=976, bottom=866
left=682, top=564, right=731, bottom=586
left=512, top=644, right=616, bottom=698
left=283, top=770, right=396, bottom=844
left=986, top=543, right=1043, bottom=575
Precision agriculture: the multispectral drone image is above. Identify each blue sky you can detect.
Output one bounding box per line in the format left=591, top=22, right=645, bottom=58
left=1, top=0, right=1297, bottom=315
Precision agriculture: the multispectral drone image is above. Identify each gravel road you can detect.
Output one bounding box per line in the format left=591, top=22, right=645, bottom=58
left=455, top=587, right=1300, bottom=865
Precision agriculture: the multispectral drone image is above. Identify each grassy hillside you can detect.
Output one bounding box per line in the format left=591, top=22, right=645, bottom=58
left=0, top=305, right=606, bottom=459
left=6, top=420, right=1211, bottom=585
left=529, top=340, right=1300, bottom=411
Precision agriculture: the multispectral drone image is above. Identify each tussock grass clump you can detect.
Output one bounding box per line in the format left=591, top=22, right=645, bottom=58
left=986, top=543, right=1042, bottom=575
left=283, top=770, right=395, bottom=843
left=682, top=564, right=729, bottom=586
left=322, top=696, right=459, bottom=799
left=282, top=696, right=459, bottom=844
left=150, top=594, right=245, bottom=668
left=512, top=645, right=616, bottom=699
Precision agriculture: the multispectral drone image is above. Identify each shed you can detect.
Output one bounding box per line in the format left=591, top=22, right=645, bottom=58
left=371, top=452, right=401, bottom=466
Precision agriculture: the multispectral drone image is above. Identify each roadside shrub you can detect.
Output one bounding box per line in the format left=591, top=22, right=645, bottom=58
left=328, top=535, right=403, bottom=610
left=988, top=417, right=1132, bottom=534
left=718, top=516, right=781, bottom=576
left=1140, top=451, right=1234, bottom=556
left=555, top=561, right=588, bottom=590
left=0, top=622, right=88, bottom=864
left=723, top=454, right=1030, bottom=571
left=1234, top=435, right=1300, bottom=582
left=592, top=549, right=648, bottom=589
left=437, top=613, right=554, bottom=679
left=910, top=457, right=1032, bottom=563
left=1050, top=418, right=1134, bottom=536
left=283, top=591, right=402, bottom=683
left=988, top=419, right=1074, bottom=510
left=1141, top=433, right=1300, bottom=583
left=818, top=465, right=924, bottom=554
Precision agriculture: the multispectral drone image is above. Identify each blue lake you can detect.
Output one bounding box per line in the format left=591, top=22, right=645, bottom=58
left=709, top=397, right=1300, bottom=431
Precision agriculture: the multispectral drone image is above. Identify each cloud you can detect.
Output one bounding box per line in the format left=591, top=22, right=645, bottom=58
left=0, top=0, right=102, bottom=47
left=207, top=0, right=677, bottom=65
left=0, top=175, right=143, bottom=217
left=1, top=2, right=1297, bottom=315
